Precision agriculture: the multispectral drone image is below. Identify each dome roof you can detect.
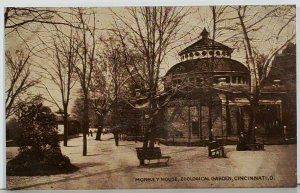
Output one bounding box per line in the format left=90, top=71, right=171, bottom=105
left=165, top=58, right=249, bottom=76
left=179, top=28, right=233, bottom=56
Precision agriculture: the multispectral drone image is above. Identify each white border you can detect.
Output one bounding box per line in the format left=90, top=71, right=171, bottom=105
left=0, top=0, right=298, bottom=191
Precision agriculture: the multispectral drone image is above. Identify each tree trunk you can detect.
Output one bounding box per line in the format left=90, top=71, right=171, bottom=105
left=82, top=95, right=89, bottom=156
left=225, top=100, right=232, bottom=135
left=142, top=127, right=150, bottom=149
left=149, top=129, right=155, bottom=148
left=142, top=116, right=153, bottom=150
left=237, top=7, right=260, bottom=143
left=95, top=127, right=103, bottom=140
left=114, top=132, right=119, bottom=146
left=247, top=103, right=256, bottom=143
left=248, top=110, right=254, bottom=143
left=236, top=107, right=241, bottom=134
left=95, top=116, right=104, bottom=140
left=208, top=98, right=213, bottom=142
left=63, top=112, right=68, bottom=146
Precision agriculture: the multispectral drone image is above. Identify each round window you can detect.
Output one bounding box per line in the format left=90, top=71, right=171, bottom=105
left=202, top=51, right=207, bottom=56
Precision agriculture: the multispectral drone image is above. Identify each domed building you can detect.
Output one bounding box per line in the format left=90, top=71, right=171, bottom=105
left=160, top=28, right=287, bottom=145
left=165, top=28, right=250, bottom=90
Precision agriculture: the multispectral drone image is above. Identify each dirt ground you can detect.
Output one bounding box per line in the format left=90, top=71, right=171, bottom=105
left=6, top=133, right=297, bottom=189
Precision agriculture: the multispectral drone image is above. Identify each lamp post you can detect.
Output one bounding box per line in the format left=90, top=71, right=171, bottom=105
left=254, top=126, right=257, bottom=143
left=283, top=125, right=287, bottom=141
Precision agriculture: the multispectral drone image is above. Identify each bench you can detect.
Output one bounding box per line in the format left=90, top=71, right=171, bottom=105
left=248, top=143, right=264, bottom=151
left=208, top=141, right=225, bottom=158
left=136, top=147, right=171, bottom=166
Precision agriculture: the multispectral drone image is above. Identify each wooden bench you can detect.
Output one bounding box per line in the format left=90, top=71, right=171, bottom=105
left=208, top=141, right=225, bottom=158
left=136, top=147, right=171, bottom=166
left=248, top=143, right=264, bottom=151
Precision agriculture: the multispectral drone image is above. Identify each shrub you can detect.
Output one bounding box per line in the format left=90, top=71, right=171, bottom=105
left=15, top=103, right=59, bottom=153
left=7, top=102, right=77, bottom=176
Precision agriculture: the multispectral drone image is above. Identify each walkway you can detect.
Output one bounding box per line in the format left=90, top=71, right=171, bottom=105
left=6, top=133, right=297, bottom=189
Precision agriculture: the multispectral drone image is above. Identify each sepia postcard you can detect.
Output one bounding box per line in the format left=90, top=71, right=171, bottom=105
left=5, top=5, right=296, bottom=189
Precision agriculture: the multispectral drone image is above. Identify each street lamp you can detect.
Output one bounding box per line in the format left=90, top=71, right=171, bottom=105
left=283, top=125, right=287, bottom=141
left=254, top=126, right=257, bottom=143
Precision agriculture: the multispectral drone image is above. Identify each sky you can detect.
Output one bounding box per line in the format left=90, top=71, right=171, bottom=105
left=5, top=6, right=296, bottom=115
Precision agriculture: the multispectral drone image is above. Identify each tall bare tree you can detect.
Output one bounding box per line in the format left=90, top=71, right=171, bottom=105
left=232, top=5, right=296, bottom=142
left=5, top=8, right=79, bottom=119
left=5, top=49, right=40, bottom=118
left=72, top=8, right=97, bottom=156
left=39, top=25, right=78, bottom=146
left=89, top=65, right=110, bottom=141
left=5, top=8, right=81, bottom=36
left=90, top=36, right=133, bottom=140
left=111, top=7, right=189, bottom=150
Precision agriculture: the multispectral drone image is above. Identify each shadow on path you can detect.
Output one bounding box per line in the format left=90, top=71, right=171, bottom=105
left=166, top=147, right=199, bottom=155
left=118, top=143, right=137, bottom=146
left=74, top=162, right=105, bottom=169
left=85, top=153, right=103, bottom=157
left=10, top=164, right=138, bottom=190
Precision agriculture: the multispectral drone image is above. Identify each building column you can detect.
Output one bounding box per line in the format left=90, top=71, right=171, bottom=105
left=278, top=101, right=283, bottom=137
left=221, top=104, right=226, bottom=140
left=188, top=105, right=191, bottom=146
left=198, top=102, right=202, bottom=140
left=219, top=94, right=227, bottom=141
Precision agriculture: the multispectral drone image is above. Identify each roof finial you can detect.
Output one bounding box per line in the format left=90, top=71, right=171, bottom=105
left=200, top=28, right=209, bottom=39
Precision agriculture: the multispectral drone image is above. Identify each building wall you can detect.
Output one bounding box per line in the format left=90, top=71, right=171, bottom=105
left=163, top=100, right=265, bottom=144
left=164, top=101, right=226, bottom=142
